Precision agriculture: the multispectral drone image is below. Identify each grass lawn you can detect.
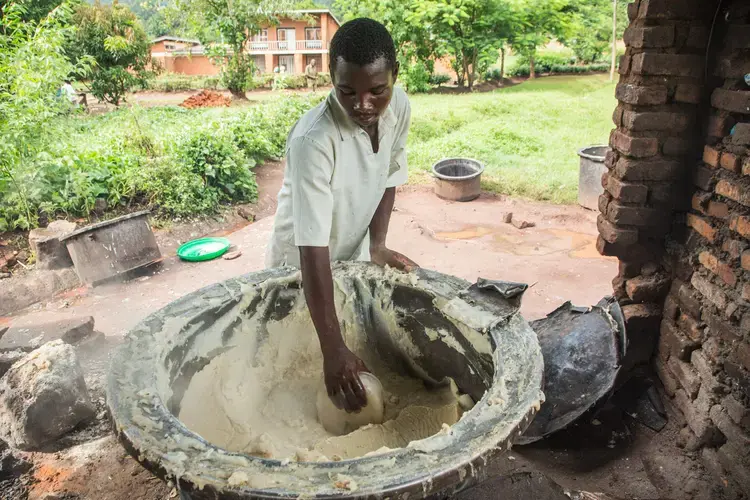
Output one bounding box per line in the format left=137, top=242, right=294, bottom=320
left=407, top=74, right=617, bottom=204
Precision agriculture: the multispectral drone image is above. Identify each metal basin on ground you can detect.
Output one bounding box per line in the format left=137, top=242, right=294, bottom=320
left=432, top=158, right=485, bottom=202
left=577, top=146, right=609, bottom=211
left=60, top=210, right=161, bottom=285
left=107, top=263, right=544, bottom=499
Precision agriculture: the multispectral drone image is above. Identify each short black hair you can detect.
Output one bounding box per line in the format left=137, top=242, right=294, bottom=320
left=329, top=18, right=396, bottom=74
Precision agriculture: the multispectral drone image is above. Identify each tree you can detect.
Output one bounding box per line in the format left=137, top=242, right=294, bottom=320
left=175, top=0, right=296, bottom=99
left=507, top=0, right=570, bottom=78
left=408, top=0, right=513, bottom=90
left=68, top=2, right=152, bottom=105
left=557, top=0, right=628, bottom=64
left=0, top=1, right=90, bottom=230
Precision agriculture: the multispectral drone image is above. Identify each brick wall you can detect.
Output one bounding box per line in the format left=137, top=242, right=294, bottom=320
left=602, top=0, right=750, bottom=493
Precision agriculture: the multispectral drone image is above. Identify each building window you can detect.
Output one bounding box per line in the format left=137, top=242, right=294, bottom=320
left=278, top=55, right=294, bottom=74
left=277, top=28, right=295, bottom=50
left=253, top=55, right=266, bottom=74
left=250, top=29, right=269, bottom=50
left=165, top=43, right=176, bottom=50
left=304, top=27, right=322, bottom=49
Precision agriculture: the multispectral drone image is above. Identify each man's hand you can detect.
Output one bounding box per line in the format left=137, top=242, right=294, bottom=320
left=323, top=344, right=369, bottom=413
left=370, top=245, right=419, bottom=272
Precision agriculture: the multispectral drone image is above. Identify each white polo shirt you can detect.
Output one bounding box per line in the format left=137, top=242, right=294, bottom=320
left=266, top=87, right=410, bottom=269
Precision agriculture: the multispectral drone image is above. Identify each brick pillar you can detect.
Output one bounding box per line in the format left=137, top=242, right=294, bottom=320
left=294, top=53, right=304, bottom=75
left=265, top=53, right=274, bottom=73
left=599, top=0, right=715, bottom=369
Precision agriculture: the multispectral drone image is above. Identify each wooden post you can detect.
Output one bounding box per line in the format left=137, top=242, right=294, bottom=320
left=610, top=0, right=617, bottom=81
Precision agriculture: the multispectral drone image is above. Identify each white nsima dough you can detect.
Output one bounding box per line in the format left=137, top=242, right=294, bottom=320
left=178, top=280, right=474, bottom=461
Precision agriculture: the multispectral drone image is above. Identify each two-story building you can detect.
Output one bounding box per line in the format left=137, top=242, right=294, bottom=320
left=150, top=9, right=341, bottom=77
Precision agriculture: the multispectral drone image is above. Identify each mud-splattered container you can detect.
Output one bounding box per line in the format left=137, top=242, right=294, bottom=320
left=577, top=145, right=609, bottom=211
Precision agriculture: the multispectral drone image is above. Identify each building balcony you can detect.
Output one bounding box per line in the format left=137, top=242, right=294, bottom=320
left=248, top=40, right=327, bottom=53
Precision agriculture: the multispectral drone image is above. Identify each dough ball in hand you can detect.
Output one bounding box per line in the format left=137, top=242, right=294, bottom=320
left=317, top=372, right=385, bottom=435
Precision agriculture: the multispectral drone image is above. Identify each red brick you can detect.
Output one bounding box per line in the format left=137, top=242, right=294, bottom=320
left=606, top=176, right=648, bottom=203
left=626, top=274, right=670, bottom=303
left=699, top=251, right=737, bottom=287
left=703, top=338, right=721, bottom=364
left=743, top=283, right=750, bottom=301
left=723, top=394, right=750, bottom=430
left=661, top=319, right=700, bottom=361
left=692, top=191, right=710, bottom=213
left=631, top=53, right=704, bottom=78
left=615, top=83, right=669, bottom=106
left=618, top=54, right=631, bottom=75
left=668, top=357, right=701, bottom=399
left=675, top=388, right=722, bottom=446
left=716, top=52, right=750, bottom=79
left=712, top=89, right=750, bottom=114
left=702, top=145, right=721, bottom=168
left=598, top=192, right=611, bottom=215
left=706, top=201, right=729, bottom=219
left=621, top=109, right=691, bottom=132
left=674, top=84, right=703, bottom=105
left=731, top=122, right=750, bottom=146
left=678, top=312, right=704, bottom=342
left=693, top=166, right=716, bottom=191
left=716, top=179, right=750, bottom=206
left=742, top=250, right=750, bottom=271
left=663, top=296, right=679, bottom=322
left=607, top=203, right=666, bottom=228
left=637, top=0, right=703, bottom=19
left=619, top=260, right=641, bottom=279
left=723, top=239, right=747, bottom=260
left=677, top=283, right=702, bottom=319
left=720, top=152, right=742, bottom=173
left=655, top=358, right=679, bottom=396
left=692, top=350, right=723, bottom=394
left=623, top=24, right=675, bottom=48
left=687, top=214, right=717, bottom=242
left=614, top=157, right=682, bottom=181
left=596, top=215, right=638, bottom=245
left=710, top=406, right=750, bottom=446
left=729, top=215, right=750, bottom=237
left=706, top=114, right=735, bottom=138
left=744, top=157, right=750, bottom=177
left=707, top=313, right=742, bottom=342
left=733, top=342, right=750, bottom=372
left=691, top=274, right=728, bottom=310
left=610, top=130, right=659, bottom=158
left=612, top=106, right=624, bottom=127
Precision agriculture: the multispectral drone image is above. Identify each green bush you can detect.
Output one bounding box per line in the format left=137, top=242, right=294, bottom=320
left=253, top=72, right=332, bottom=90
left=400, top=61, right=431, bottom=94
left=509, top=61, right=609, bottom=77
left=484, top=68, right=503, bottom=82
left=0, top=94, right=323, bottom=228
left=144, top=74, right=223, bottom=92
left=429, top=73, right=451, bottom=87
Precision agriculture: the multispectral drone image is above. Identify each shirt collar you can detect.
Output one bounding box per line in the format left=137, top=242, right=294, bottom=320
left=327, top=90, right=398, bottom=141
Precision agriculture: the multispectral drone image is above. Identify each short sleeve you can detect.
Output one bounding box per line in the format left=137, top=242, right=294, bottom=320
left=289, top=137, right=335, bottom=247
left=386, top=91, right=411, bottom=188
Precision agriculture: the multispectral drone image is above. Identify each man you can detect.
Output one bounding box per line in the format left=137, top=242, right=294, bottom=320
left=58, top=80, right=78, bottom=107
left=266, top=18, right=417, bottom=413
left=305, top=58, right=319, bottom=91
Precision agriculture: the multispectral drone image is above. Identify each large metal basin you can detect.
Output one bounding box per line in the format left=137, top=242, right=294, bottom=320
left=107, top=263, right=543, bottom=499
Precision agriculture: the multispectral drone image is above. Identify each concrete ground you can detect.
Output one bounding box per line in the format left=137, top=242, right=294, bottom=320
left=3, top=162, right=725, bottom=500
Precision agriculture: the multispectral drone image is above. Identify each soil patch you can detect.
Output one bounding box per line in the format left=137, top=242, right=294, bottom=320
left=179, top=90, right=231, bottom=109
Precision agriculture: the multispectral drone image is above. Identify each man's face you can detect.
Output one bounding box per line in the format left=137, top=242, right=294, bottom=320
left=332, top=57, right=398, bottom=129
left=311, top=59, right=316, bottom=67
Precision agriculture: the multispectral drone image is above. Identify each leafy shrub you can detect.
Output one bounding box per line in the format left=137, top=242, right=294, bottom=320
left=179, top=130, right=257, bottom=203
left=484, top=68, right=503, bottom=82
left=0, top=95, right=322, bottom=228
left=429, top=73, right=451, bottom=87
left=509, top=62, right=609, bottom=77
left=253, top=72, right=332, bottom=90
left=400, top=61, right=431, bottom=94
left=144, top=74, right=223, bottom=92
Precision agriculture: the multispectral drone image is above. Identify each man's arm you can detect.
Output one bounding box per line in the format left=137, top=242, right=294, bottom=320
left=369, top=188, right=418, bottom=271
left=300, top=246, right=368, bottom=413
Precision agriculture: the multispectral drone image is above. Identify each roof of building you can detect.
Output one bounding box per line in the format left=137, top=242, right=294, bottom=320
left=289, top=9, right=341, bottom=27
left=151, top=36, right=202, bottom=45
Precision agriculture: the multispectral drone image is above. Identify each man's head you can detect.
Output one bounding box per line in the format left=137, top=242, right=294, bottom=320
left=64, top=79, right=72, bottom=85
left=311, top=59, right=317, bottom=67
left=329, top=18, right=398, bottom=129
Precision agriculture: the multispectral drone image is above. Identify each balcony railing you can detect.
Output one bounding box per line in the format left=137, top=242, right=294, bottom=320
left=248, top=40, right=327, bottom=52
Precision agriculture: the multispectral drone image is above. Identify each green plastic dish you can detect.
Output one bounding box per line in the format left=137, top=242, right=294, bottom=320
left=177, top=237, right=231, bottom=262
